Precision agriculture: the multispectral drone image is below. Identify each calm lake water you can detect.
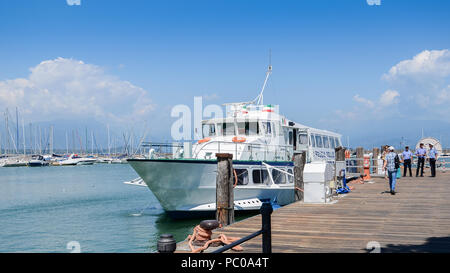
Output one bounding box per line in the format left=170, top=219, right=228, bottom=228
left=0, top=164, right=218, bottom=253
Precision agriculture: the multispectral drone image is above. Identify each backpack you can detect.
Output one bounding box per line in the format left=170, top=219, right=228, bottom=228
left=394, top=154, right=400, bottom=169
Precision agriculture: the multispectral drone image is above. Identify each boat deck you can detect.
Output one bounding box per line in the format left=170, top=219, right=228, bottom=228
left=177, top=171, right=450, bottom=253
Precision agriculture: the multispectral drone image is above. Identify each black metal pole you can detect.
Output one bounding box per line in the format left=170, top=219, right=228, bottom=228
left=260, top=202, right=273, bottom=253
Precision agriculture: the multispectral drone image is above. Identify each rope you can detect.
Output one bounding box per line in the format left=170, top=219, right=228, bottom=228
left=186, top=225, right=243, bottom=253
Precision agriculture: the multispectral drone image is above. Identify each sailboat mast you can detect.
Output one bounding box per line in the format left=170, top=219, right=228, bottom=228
left=107, top=124, right=110, bottom=156
left=16, top=107, right=19, bottom=154
left=22, top=118, right=25, bottom=155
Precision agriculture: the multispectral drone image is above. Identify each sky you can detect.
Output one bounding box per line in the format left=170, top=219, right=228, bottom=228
left=0, top=0, right=450, bottom=150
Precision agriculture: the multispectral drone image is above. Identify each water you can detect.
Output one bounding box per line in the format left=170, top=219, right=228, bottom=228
left=0, top=164, right=219, bottom=253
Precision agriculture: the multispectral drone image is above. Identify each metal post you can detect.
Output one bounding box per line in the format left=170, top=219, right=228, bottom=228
left=157, top=234, right=176, bottom=253
left=260, top=202, right=273, bottom=253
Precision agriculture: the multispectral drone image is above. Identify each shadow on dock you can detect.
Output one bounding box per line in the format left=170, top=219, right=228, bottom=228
left=376, top=236, right=450, bottom=253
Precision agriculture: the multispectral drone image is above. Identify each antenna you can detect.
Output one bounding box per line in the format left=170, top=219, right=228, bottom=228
left=254, top=50, right=273, bottom=105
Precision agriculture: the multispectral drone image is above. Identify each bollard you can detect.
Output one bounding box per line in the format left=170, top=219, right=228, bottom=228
left=157, top=234, right=176, bottom=253
left=215, top=153, right=235, bottom=226
left=293, top=152, right=306, bottom=202
left=260, top=202, right=273, bottom=254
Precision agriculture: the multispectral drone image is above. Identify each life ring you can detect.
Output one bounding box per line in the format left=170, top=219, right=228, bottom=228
left=232, top=136, right=246, bottom=143
left=198, top=137, right=211, bottom=144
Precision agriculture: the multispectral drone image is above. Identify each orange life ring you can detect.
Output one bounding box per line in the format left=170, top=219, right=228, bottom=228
left=198, top=137, right=211, bottom=144
left=232, top=136, right=246, bottom=143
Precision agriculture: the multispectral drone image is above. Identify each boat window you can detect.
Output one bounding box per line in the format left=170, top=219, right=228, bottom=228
left=288, top=131, right=293, bottom=145
left=202, top=124, right=216, bottom=138
left=299, top=133, right=308, bottom=145
left=323, top=136, right=330, bottom=148
left=237, top=122, right=246, bottom=135
left=310, top=134, right=316, bottom=147
left=330, top=137, right=336, bottom=148
left=315, top=135, right=323, bottom=148
left=272, top=169, right=286, bottom=184
left=236, top=122, right=259, bottom=136
left=252, top=169, right=270, bottom=184
left=261, top=122, right=272, bottom=136
left=335, top=137, right=341, bottom=147
left=287, top=169, right=293, bottom=183
left=222, top=123, right=236, bottom=136
left=216, top=123, right=223, bottom=136
left=235, top=169, right=249, bottom=185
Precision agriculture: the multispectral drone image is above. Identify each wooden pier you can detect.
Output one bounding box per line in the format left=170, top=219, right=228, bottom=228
left=178, top=171, right=450, bottom=253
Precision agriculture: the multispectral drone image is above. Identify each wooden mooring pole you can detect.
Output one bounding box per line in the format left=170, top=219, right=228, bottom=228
left=335, top=146, right=346, bottom=175
left=215, top=153, right=234, bottom=226
left=294, top=151, right=306, bottom=202
left=373, top=147, right=379, bottom=173
left=356, top=147, right=364, bottom=175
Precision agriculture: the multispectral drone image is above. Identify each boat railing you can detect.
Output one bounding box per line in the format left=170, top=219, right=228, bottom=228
left=193, top=140, right=294, bottom=161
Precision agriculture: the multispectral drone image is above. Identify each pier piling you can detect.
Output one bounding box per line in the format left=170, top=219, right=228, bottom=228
left=294, top=151, right=306, bottom=202
left=356, top=147, right=364, bottom=174
left=215, top=153, right=234, bottom=226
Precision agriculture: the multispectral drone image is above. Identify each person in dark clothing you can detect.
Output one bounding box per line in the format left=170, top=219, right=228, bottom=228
left=415, top=143, right=426, bottom=177
left=428, top=143, right=438, bottom=177
left=401, top=146, right=413, bottom=177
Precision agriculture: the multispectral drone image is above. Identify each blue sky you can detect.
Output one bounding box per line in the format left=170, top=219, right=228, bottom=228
left=1, top=0, right=450, bottom=149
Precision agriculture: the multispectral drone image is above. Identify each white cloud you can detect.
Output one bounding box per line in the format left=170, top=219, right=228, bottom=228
left=383, top=49, right=450, bottom=81
left=379, top=89, right=400, bottom=106
left=352, top=89, right=399, bottom=110
left=353, top=94, right=375, bottom=108
left=0, top=57, right=154, bottom=124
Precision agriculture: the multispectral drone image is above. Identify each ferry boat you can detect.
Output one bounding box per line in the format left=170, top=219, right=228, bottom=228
left=127, top=66, right=342, bottom=218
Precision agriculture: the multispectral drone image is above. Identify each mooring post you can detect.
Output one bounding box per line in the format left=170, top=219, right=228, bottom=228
left=260, top=202, right=273, bottom=254
left=356, top=147, right=364, bottom=175
left=157, top=234, right=176, bottom=253
left=335, top=146, right=346, bottom=178
left=293, top=151, right=306, bottom=202
left=372, top=147, right=379, bottom=174
left=215, top=153, right=234, bottom=226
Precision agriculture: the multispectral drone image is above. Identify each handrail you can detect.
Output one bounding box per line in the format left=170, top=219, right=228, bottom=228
left=212, top=202, right=273, bottom=253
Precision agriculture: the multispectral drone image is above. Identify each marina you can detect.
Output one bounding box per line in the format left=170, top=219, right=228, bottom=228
left=1, top=1, right=450, bottom=260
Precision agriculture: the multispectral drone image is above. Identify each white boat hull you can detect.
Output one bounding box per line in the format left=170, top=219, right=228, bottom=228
left=128, top=159, right=295, bottom=218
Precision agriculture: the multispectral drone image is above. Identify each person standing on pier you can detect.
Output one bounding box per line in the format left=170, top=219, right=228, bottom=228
left=401, top=146, right=413, bottom=177
left=415, top=143, right=426, bottom=177
left=383, top=146, right=399, bottom=195
left=428, top=143, right=438, bottom=177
